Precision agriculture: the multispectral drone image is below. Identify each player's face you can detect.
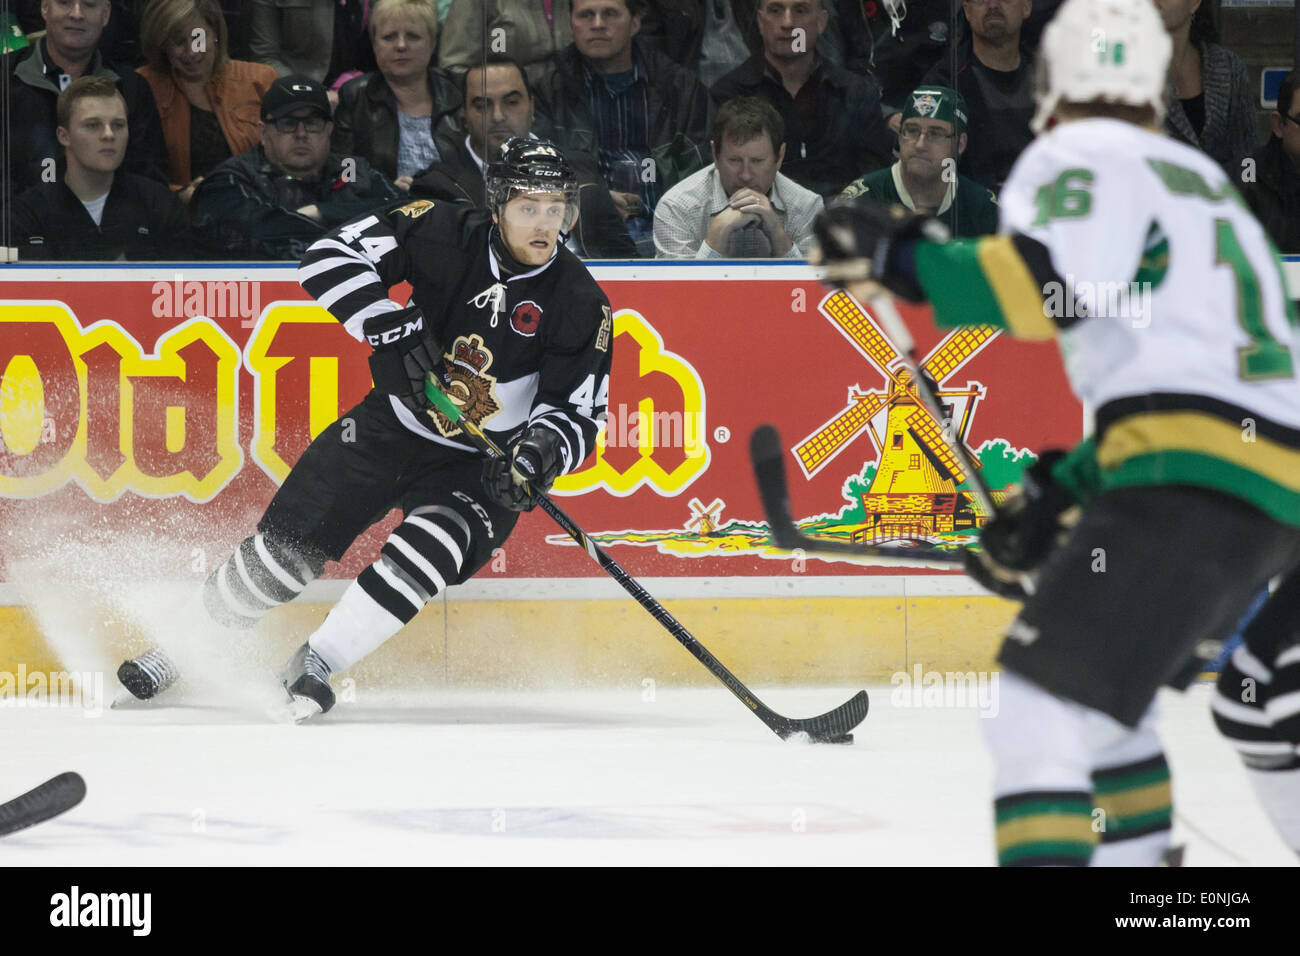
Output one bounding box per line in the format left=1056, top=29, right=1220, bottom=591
left=41, top=0, right=111, bottom=60
left=57, top=94, right=128, bottom=174
left=463, top=64, right=535, bottom=162
left=496, top=192, right=568, bottom=265
left=570, top=0, right=640, bottom=67
left=713, top=133, right=784, bottom=197
left=898, top=118, right=958, bottom=180
left=756, top=0, right=828, bottom=60
left=371, top=10, right=434, bottom=83
left=261, top=109, right=333, bottom=179
left=164, top=14, right=218, bottom=84
left=961, top=0, right=1031, bottom=43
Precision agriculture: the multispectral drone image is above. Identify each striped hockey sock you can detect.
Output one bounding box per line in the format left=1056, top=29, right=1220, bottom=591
left=1091, top=753, right=1173, bottom=865
left=994, top=790, right=1097, bottom=866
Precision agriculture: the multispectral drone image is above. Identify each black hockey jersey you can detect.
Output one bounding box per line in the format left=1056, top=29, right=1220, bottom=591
left=299, top=197, right=613, bottom=476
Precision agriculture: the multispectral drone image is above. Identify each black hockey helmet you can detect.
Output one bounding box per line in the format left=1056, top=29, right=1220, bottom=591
left=486, top=137, right=580, bottom=232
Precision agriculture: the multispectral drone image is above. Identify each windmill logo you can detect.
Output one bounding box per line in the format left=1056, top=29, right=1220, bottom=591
left=685, top=497, right=724, bottom=536
left=795, top=291, right=1000, bottom=544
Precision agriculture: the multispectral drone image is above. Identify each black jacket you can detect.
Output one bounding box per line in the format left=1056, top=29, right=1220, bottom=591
left=711, top=54, right=893, bottom=199
left=532, top=39, right=712, bottom=197
left=331, top=65, right=463, bottom=183
left=1244, top=137, right=1300, bottom=255
left=191, top=147, right=400, bottom=260
left=10, top=173, right=190, bottom=260
left=0, top=39, right=168, bottom=200
left=413, top=130, right=637, bottom=259
left=923, top=36, right=1035, bottom=194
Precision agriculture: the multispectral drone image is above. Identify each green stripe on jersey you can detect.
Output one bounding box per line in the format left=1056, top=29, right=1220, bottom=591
left=915, top=240, right=1010, bottom=331
left=1103, top=451, right=1300, bottom=527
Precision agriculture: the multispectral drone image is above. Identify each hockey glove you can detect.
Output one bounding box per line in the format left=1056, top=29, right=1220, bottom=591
left=810, top=201, right=950, bottom=302
left=482, top=425, right=564, bottom=512
left=964, top=451, right=1081, bottom=600
left=363, top=306, right=441, bottom=412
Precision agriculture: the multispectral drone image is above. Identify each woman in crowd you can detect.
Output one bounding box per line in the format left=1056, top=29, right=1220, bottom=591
left=137, top=0, right=277, bottom=204
left=1157, top=0, right=1258, bottom=176
left=332, top=0, right=460, bottom=192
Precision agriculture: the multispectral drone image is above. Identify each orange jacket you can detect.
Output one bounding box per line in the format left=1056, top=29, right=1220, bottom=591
left=137, top=59, right=279, bottom=187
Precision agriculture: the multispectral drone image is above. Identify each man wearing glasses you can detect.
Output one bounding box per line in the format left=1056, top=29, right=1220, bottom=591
left=192, top=75, right=399, bottom=259
left=839, top=86, right=998, bottom=238
left=1244, top=69, right=1300, bottom=255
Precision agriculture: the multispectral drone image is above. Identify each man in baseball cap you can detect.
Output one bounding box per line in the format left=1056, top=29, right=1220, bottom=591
left=838, top=85, right=999, bottom=238
left=190, top=74, right=399, bottom=258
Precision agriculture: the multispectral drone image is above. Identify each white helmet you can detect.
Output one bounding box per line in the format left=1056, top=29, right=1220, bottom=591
left=1032, top=0, right=1172, bottom=133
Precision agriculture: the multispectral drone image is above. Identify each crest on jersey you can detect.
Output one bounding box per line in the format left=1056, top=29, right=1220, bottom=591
left=431, top=334, right=501, bottom=437
left=396, top=200, right=435, bottom=219
left=510, top=300, right=542, bottom=337
left=911, top=93, right=939, bottom=117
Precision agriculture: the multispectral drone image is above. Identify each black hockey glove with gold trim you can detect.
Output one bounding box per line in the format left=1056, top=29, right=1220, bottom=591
left=964, top=450, right=1081, bottom=601
left=482, top=426, right=563, bottom=512
left=810, top=202, right=950, bottom=301
left=363, top=306, right=441, bottom=412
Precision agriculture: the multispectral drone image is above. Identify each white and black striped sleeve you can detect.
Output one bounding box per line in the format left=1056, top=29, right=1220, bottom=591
left=531, top=293, right=613, bottom=476
left=298, top=205, right=413, bottom=341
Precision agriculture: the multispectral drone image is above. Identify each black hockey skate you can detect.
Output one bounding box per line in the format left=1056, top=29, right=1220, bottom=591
left=116, top=648, right=181, bottom=701
left=280, top=642, right=335, bottom=721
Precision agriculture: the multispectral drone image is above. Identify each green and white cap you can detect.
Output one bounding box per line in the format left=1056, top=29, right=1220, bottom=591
left=902, top=86, right=968, bottom=135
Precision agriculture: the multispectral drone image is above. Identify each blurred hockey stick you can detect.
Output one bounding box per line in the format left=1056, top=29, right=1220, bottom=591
left=750, top=424, right=965, bottom=565
left=424, top=376, right=867, bottom=744
left=0, top=772, right=86, bottom=837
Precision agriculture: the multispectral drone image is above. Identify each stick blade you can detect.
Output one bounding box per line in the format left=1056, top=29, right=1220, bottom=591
left=750, top=424, right=800, bottom=549
left=770, top=690, right=870, bottom=743
left=0, top=772, right=87, bottom=837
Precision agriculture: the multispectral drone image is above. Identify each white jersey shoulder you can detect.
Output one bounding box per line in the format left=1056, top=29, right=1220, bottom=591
left=1001, top=118, right=1300, bottom=427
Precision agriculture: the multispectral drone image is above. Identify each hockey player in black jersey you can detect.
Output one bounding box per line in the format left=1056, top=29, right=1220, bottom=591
left=118, top=138, right=614, bottom=719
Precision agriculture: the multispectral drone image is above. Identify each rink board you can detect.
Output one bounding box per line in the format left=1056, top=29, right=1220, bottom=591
left=4, top=260, right=1293, bottom=683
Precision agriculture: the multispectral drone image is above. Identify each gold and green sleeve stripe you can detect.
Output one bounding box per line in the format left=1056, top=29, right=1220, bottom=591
left=914, top=233, right=1065, bottom=339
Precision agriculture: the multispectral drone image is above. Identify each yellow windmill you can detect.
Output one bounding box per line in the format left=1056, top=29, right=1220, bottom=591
left=794, top=292, right=999, bottom=543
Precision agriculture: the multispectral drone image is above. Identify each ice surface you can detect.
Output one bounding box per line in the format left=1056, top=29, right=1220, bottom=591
left=2, top=682, right=1294, bottom=866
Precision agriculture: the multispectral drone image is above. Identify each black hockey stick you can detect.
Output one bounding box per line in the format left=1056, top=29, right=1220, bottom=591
left=0, top=772, right=86, bottom=837
left=750, top=424, right=966, bottom=565
left=424, top=377, right=867, bottom=743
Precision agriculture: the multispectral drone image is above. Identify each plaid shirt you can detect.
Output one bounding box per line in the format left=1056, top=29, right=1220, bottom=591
left=653, top=164, right=825, bottom=259
left=580, top=53, right=661, bottom=217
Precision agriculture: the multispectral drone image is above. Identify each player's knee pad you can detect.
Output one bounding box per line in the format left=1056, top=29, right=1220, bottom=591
left=203, top=532, right=321, bottom=629
left=1212, top=646, right=1299, bottom=770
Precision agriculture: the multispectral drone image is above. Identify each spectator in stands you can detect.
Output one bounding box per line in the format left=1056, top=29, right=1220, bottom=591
left=637, top=0, right=758, bottom=88
left=710, top=0, right=893, bottom=200
left=439, top=0, right=572, bottom=84
left=533, top=0, right=711, bottom=257
left=137, top=0, right=278, bottom=205
left=0, top=0, right=168, bottom=197
left=10, top=75, right=189, bottom=259
left=332, top=0, right=460, bottom=191
left=654, top=96, right=821, bottom=258
left=1243, top=69, right=1300, bottom=254
left=856, top=0, right=952, bottom=129
left=921, top=0, right=1035, bottom=194
left=840, top=86, right=998, bottom=238
left=191, top=74, right=399, bottom=259
left=1158, top=0, right=1258, bottom=179
left=412, top=56, right=636, bottom=257
left=248, top=0, right=374, bottom=88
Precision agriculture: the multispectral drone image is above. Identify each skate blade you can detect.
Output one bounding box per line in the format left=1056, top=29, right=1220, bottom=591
left=268, top=691, right=324, bottom=724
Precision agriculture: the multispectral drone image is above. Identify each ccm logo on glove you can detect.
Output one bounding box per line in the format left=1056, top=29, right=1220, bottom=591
left=366, top=315, right=423, bottom=347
